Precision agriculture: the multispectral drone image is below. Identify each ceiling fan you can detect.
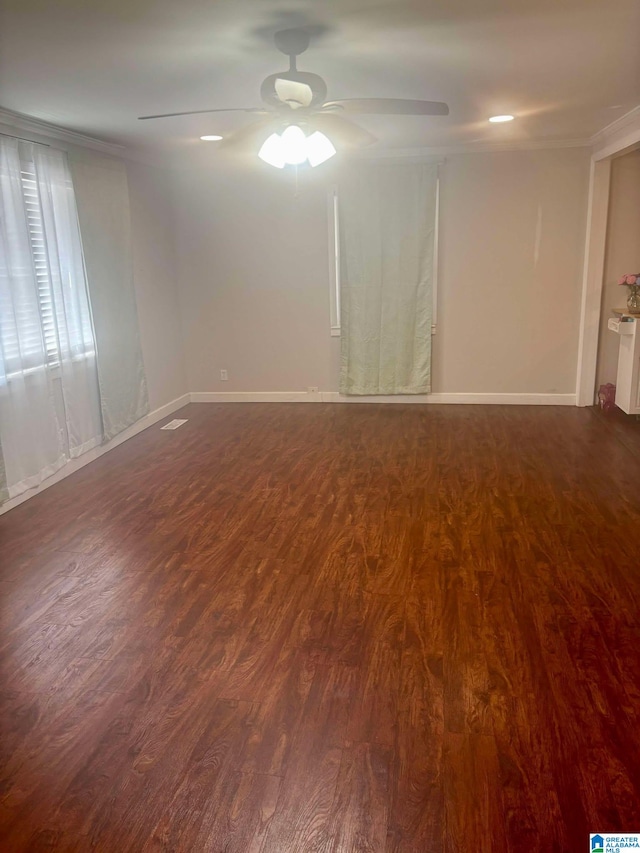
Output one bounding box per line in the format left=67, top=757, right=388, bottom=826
left=139, top=28, right=449, bottom=168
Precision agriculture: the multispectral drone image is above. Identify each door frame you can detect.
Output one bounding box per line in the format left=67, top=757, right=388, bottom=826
left=576, top=108, right=640, bottom=406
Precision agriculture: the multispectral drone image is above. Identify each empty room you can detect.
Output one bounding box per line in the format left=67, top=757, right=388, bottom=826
left=1, top=0, right=640, bottom=850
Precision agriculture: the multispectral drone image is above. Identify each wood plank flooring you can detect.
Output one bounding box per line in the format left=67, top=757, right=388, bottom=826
left=1, top=402, right=640, bottom=852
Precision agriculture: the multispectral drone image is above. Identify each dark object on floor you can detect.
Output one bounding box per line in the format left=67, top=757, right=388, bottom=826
left=598, top=382, right=616, bottom=412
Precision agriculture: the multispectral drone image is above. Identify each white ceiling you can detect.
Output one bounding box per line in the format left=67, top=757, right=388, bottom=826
left=1, top=0, right=639, bottom=156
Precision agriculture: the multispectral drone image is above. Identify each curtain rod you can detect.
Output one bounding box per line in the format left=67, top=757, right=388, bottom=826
left=0, top=132, right=50, bottom=147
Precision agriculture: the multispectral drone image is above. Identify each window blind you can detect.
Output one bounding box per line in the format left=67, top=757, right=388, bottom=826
left=0, top=148, right=95, bottom=377
left=21, top=161, right=59, bottom=367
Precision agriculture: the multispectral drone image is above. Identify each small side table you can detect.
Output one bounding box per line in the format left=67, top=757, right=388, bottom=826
left=608, top=309, right=640, bottom=414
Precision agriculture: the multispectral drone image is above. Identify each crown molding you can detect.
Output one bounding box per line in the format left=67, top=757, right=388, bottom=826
left=591, top=105, right=640, bottom=160
left=354, top=136, right=591, bottom=159
left=11, top=101, right=637, bottom=165
left=591, top=105, right=640, bottom=146
left=0, top=106, right=126, bottom=157
left=0, top=107, right=179, bottom=168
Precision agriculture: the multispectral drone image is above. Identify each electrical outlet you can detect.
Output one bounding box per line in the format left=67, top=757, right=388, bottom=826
left=307, top=386, right=319, bottom=393
left=220, top=369, right=228, bottom=381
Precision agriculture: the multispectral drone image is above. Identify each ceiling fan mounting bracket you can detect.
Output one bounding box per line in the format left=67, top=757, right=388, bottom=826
left=274, top=28, right=310, bottom=59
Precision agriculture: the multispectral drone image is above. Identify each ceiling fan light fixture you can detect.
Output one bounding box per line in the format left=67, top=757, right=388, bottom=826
left=258, top=126, right=337, bottom=169
left=305, top=131, right=336, bottom=167
left=280, top=125, right=308, bottom=165
left=258, top=133, right=286, bottom=168
left=488, top=114, right=514, bottom=123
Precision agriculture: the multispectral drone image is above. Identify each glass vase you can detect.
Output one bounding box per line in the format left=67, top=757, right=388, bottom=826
left=627, top=285, right=640, bottom=314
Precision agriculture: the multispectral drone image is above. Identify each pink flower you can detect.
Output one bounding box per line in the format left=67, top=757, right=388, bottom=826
left=626, top=275, right=638, bottom=285
left=619, top=276, right=628, bottom=285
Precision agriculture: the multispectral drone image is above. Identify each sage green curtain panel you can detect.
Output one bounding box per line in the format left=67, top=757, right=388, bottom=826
left=69, top=153, right=149, bottom=441
left=339, top=162, right=438, bottom=396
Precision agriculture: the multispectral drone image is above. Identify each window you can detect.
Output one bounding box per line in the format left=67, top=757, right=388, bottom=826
left=1, top=136, right=103, bottom=500
left=23, top=161, right=60, bottom=365
left=0, top=142, right=95, bottom=379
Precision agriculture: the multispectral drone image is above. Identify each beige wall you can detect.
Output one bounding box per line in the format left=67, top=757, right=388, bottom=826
left=173, top=147, right=591, bottom=395
left=174, top=160, right=339, bottom=393
left=435, top=149, right=590, bottom=393
left=596, top=149, right=640, bottom=388
left=127, top=160, right=189, bottom=409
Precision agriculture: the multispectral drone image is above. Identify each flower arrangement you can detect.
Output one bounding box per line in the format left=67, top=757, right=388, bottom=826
left=618, top=273, right=640, bottom=314
left=618, top=273, right=640, bottom=286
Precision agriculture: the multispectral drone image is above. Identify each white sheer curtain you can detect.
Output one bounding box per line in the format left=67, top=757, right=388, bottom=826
left=69, top=152, right=149, bottom=441
left=339, top=162, right=438, bottom=395
left=0, top=138, right=102, bottom=499
left=0, top=447, right=7, bottom=503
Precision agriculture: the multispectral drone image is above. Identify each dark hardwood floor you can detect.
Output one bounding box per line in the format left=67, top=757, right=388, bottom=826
left=1, top=402, right=639, bottom=852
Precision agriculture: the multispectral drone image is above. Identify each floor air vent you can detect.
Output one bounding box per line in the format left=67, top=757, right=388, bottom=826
left=160, top=419, right=188, bottom=430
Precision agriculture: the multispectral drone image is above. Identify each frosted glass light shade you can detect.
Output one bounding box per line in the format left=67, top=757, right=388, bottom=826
left=258, top=126, right=337, bottom=169
left=305, top=131, right=336, bottom=167
left=280, top=125, right=308, bottom=165
left=258, top=133, right=285, bottom=168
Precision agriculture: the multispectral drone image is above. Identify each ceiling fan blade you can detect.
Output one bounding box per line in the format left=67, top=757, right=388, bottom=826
left=216, top=117, right=275, bottom=151
left=138, top=107, right=265, bottom=120
left=310, top=113, right=377, bottom=148
left=274, top=78, right=313, bottom=109
left=323, top=98, right=449, bottom=116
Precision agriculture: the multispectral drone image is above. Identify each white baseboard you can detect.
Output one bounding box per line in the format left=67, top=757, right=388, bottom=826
left=0, top=392, right=191, bottom=516
left=190, top=391, right=315, bottom=403
left=190, top=390, right=577, bottom=406
left=323, top=391, right=577, bottom=405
